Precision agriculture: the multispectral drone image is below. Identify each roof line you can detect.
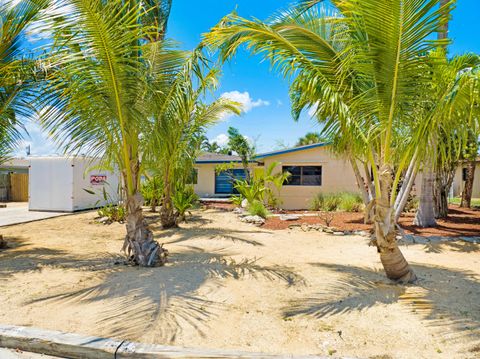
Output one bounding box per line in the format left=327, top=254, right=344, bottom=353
left=255, top=142, right=331, bottom=159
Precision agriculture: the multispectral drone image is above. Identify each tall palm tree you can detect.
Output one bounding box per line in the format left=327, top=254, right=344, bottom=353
left=205, top=0, right=457, bottom=282
left=38, top=0, right=182, bottom=266
left=144, top=51, right=241, bottom=228
left=0, top=0, right=47, bottom=163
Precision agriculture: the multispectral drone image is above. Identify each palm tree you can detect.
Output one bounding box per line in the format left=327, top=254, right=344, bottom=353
left=295, top=132, right=325, bottom=147
left=37, top=0, right=181, bottom=266
left=204, top=0, right=457, bottom=282
left=0, top=0, right=47, bottom=164
left=144, top=51, right=241, bottom=228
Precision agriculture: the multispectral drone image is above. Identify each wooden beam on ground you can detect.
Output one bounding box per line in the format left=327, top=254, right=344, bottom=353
left=0, top=324, right=349, bottom=359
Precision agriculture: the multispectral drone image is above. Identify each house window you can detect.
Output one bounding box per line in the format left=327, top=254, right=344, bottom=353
left=283, top=166, right=322, bottom=186
left=462, top=168, right=468, bottom=181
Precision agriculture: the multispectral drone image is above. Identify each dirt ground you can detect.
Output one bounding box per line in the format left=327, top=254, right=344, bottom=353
left=263, top=205, right=480, bottom=237
left=0, top=209, right=479, bottom=358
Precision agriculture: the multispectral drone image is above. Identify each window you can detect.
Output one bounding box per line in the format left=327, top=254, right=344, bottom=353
left=283, top=166, right=322, bottom=186
left=462, top=168, right=468, bottom=182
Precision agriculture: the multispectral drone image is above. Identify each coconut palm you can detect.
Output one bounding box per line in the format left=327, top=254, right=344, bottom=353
left=204, top=0, right=460, bottom=282
left=0, top=0, right=47, bottom=164
left=144, top=51, right=241, bottom=228
left=37, top=0, right=184, bottom=266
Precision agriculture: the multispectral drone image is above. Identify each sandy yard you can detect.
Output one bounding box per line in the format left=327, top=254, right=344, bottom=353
left=0, top=209, right=479, bottom=359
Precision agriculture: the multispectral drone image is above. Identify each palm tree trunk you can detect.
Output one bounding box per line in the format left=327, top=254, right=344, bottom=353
left=394, top=157, right=417, bottom=222
left=374, top=165, right=416, bottom=283
left=160, top=166, right=177, bottom=228
left=122, top=165, right=168, bottom=266
left=350, top=159, right=370, bottom=205
left=460, top=160, right=476, bottom=208
left=414, top=164, right=437, bottom=227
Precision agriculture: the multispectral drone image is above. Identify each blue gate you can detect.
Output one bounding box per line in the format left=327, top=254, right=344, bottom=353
left=215, top=169, right=247, bottom=194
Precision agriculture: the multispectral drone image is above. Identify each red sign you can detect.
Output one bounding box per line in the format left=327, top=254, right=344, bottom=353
left=90, top=175, right=107, bottom=185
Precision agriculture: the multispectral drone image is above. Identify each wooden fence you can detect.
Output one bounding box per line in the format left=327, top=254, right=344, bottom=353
left=9, top=173, right=29, bottom=202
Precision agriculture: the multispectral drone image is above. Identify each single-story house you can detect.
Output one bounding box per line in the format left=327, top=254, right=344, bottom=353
left=194, top=143, right=359, bottom=210
left=452, top=157, right=480, bottom=198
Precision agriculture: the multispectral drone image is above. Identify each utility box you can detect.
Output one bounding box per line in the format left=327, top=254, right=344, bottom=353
left=28, top=157, right=120, bottom=212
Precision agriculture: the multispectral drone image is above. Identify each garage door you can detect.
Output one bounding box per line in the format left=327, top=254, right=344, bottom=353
left=215, top=169, right=247, bottom=194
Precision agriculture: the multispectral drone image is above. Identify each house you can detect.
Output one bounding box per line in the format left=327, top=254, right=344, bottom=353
left=452, top=157, right=480, bottom=198
left=194, top=143, right=359, bottom=210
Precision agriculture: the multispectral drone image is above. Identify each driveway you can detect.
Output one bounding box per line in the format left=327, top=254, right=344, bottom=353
left=0, top=203, right=69, bottom=227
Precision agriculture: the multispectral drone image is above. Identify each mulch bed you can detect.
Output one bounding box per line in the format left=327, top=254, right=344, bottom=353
left=264, top=205, right=480, bottom=238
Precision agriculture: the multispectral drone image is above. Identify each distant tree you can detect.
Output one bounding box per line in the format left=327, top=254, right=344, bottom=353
left=460, top=134, right=479, bottom=208
left=227, top=127, right=255, bottom=179
left=296, top=132, right=326, bottom=147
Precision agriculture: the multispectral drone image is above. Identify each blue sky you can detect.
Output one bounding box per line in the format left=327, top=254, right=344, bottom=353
left=19, top=0, right=480, bottom=156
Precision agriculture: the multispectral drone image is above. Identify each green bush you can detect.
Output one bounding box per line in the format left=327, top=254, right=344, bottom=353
left=231, top=194, right=244, bottom=206
left=248, top=200, right=270, bottom=219
left=141, top=176, right=163, bottom=207
left=173, top=185, right=199, bottom=222
left=310, top=192, right=363, bottom=212
left=339, top=192, right=363, bottom=212
left=98, top=204, right=126, bottom=222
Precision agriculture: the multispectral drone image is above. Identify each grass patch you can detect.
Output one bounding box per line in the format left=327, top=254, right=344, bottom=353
left=310, top=192, right=364, bottom=212
left=449, top=197, right=480, bottom=207
left=248, top=200, right=270, bottom=219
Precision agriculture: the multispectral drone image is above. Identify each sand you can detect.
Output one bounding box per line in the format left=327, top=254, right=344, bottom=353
left=0, top=209, right=479, bottom=358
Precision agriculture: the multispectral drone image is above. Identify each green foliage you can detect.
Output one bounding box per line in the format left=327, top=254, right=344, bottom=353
left=339, top=192, right=363, bottom=212
left=296, top=132, right=327, bottom=147
left=234, top=179, right=265, bottom=204
left=404, top=196, right=419, bottom=213
left=227, top=127, right=255, bottom=174
left=141, top=176, right=163, bottom=207
left=231, top=195, right=244, bottom=206
left=248, top=200, right=269, bottom=219
left=173, top=185, right=199, bottom=221
left=310, top=192, right=363, bottom=212
left=98, top=204, right=126, bottom=222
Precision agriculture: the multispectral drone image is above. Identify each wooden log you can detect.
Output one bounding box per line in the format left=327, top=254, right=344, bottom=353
left=0, top=325, right=342, bottom=359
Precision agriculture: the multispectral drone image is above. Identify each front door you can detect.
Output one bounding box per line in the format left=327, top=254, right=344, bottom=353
left=215, top=169, right=247, bottom=194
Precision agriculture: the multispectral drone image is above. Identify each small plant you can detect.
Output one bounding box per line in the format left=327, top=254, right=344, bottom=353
left=234, top=179, right=265, bottom=205
left=98, top=204, right=126, bottom=222
left=173, top=185, right=199, bottom=223
left=141, top=175, right=163, bottom=212
left=231, top=194, right=244, bottom=206
left=248, top=200, right=270, bottom=219
left=319, top=211, right=335, bottom=227
left=339, top=192, right=363, bottom=212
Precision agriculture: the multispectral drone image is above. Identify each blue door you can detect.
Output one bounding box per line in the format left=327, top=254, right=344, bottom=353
left=215, top=169, right=247, bottom=194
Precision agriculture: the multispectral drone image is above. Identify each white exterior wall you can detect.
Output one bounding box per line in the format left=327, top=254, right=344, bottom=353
left=29, top=157, right=119, bottom=212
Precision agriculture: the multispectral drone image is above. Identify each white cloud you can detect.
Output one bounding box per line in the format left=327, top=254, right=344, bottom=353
left=212, top=133, right=229, bottom=147
left=220, top=91, right=270, bottom=120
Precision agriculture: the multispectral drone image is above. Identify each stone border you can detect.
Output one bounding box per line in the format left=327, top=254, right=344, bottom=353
left=0, top=325, right=355, bottom=359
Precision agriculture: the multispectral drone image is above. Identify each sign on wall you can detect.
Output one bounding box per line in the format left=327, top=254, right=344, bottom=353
left=90, top=174, right=107, bottom=185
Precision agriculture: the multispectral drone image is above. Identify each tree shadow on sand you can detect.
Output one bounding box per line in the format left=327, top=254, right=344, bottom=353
left=21, top=245, right=303, bottom=343
left=283, top=263, right=480, bottom=345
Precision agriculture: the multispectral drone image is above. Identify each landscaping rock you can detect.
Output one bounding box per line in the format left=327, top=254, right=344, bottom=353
left=233, top=207, right=246, bottom=215
left=240, top=215, right=265, bottom=226
left=96, top=217, right=111, bottom=225
left=279, top=214, right=301, bottom=221
left=333, top=232, right=345, bottom=236
left=241, top=199, right=249, bottom=208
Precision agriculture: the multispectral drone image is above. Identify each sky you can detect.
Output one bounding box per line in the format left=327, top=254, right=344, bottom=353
left=17, top=0, right=480, bottom=156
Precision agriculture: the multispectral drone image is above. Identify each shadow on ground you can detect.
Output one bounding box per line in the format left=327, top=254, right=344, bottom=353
left=2, top=237, right=303, bottom=344
left=283, top=263, right=480, bottom=345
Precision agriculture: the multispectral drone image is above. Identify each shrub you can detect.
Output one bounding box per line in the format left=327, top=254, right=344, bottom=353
left=231, top=195, right=244, bottom=206
left=98, top=204, right=126, bottom=222
left=141, top=176, right=163, bottom=208
left=173, top=185, right=199, bottom=222
left=339, top=192, right=364, bottom=212
left=311, top=192, right=363, bottom=212
left=248, top=200, right=270, bottom=219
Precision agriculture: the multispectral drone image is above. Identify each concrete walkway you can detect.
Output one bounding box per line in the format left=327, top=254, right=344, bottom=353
left=0, top=203, right=69, bottom=227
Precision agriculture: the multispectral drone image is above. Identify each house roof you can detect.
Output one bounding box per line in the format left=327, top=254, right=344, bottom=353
left=195, top=152, right=244, bottom=164
left=255, top=142, right=330, bottom=160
